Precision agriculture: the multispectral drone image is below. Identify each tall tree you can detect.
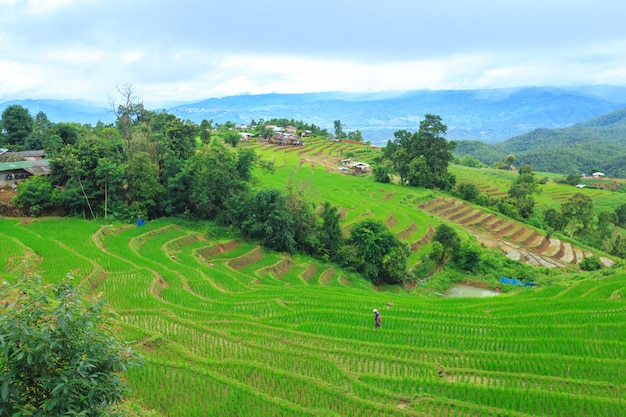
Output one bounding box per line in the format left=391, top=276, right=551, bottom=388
left=432, top=223, right=461, bottom=264
left=507, top=164, right=540, bottom=218
left=1, top=104, right=34, bottom=148
left=384, top=115, right=456, bottom=190
left=333, top=120, right=344, bottom=140
left=24, top=111, right=52, bottom=150
left=317, top=201, right=344, bottom=260
left=561, top=193, right=595, bottom=237
left=112, top=84, right=144, bottom=161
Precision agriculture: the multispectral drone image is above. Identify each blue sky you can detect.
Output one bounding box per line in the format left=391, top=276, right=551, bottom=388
left=1, top=0, right=625, bottom=107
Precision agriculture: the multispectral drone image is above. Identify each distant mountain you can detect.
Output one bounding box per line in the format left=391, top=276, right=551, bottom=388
left=0, top=99, right=114, bottom=125
left=3, top=86, right=626, bottom=144
left=454, top=107, right=626, bottom=177
left=169, top=86, right=626, bottom=143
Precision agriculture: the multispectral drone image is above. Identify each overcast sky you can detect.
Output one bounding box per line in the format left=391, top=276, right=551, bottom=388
left=1, top=0, right=625, bottom=107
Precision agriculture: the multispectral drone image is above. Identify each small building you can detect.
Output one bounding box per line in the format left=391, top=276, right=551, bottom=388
left=592, top=172, right=605, bottom=179
left=239, top=132, right=254, bottom=141
left=285, top=125, right=297, bottom=134
left=575, top=184, right=586, bottom=189
left=340, top=159, right=352, bottom=166
left=351, top=162, right=371, bottom=174
left=0, top=159, right=50, bottom=187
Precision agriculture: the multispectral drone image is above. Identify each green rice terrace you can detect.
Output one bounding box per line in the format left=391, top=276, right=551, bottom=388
left=2, top=137, right=626, bottom=416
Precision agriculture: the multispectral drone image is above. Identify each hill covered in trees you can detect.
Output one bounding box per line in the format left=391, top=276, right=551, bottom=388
left=454, top=107, right=626, bottom=177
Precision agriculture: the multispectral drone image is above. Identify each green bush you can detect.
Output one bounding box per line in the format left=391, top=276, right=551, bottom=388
left=0, top=275, right=140, bottom=417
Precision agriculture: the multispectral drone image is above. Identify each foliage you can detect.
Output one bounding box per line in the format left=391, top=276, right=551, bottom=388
left=347, top=219, right=409, bottom=284
left=562, top=193, right=595, bottom=237
left=1, top=105, right=34, bottom=148
left=0, top=275, right=139, bottom=417
left=372, top=163, right=391, bottom=183
left=579, top=255, right=603, bottom=271
left=506, top=164, right=540, bottom=219
left=11, top=176, right=58, bottom=216
left=240, top=188, right=297, bottom=254
left=432, top=223, right=460, bottom=264
left=454, top=182, right=480, bottom=202
left=383, top=114, right=456, bottom=190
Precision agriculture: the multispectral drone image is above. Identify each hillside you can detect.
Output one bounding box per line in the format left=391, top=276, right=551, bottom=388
left=3, top=86, right=626, bottom=143
left=2, top=139, right=626, bottom=416
left=455, top=107, right=626, bottom=177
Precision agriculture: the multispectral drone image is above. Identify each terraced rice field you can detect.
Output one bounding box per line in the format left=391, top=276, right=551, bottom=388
left=3, top=141, right=626, bottom=416
left=451, top=165, right=626, bottom=212
left=418, top=197, right=614, bottom=268
left=2, top=216, right=626, bottom=417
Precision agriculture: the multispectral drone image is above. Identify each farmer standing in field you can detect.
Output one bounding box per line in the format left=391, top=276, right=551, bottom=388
left=373, top=309, right=381, bottom=330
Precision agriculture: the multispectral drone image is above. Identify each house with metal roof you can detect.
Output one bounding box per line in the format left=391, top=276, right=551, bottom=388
left=0, top=159, right=50, bottom=187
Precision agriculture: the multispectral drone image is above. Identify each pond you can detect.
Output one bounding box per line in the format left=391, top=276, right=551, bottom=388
left=442, top=283, right=500, bottom=298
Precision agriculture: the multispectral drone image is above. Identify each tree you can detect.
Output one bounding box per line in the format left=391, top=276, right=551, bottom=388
left=615, top=203, right=626, bottom=226
left=333, top=120, right=344, bottom=140
left=543, top=207, right=567, bottom=232
left=579, top=256, right=602, bottom=271
left=432, top=223, right=460, bottom=264
left=507, top=164, right=540, bottom=219
left=373, top=163, right=392, bottom=183
left=597, top=210, right=617, bottom=239
left=384, top=115, right=456, bottom=190
left=222, top=129, right=241, bottom=148
left=561, top=193, right=594, bottom=237
left=113, top=84, right=144, bottom=161
left=199, top=119, right=212, bottom=146
left=242, top=188, right=297, bottom=253
left=1, top=104, right=34, bottom=148
left=11, top=176, right=57, bottom=216
left=317, top=201, right=344, bottom=260
left=24, top=111, right=53, bottom=150
left=125, top=152, right=164, bottom=218
left=0, top=274, right=139, bottom=417
left=456, top=183, right=479, bottom=202
left=348, top=220, right=409, bottom=284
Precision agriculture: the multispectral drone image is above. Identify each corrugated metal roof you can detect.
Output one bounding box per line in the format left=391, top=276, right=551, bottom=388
left=0, top=159, right=50, bottom=172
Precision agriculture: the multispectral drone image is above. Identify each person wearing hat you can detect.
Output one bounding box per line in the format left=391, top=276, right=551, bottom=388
left=373, top=309, right=381, bottom=329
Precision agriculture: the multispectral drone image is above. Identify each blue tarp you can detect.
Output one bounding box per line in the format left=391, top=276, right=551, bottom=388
left=500, top=276, right=535, bottom=287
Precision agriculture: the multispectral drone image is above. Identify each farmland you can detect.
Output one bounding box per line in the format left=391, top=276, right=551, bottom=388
left=2, top=137, right=626, bottom=416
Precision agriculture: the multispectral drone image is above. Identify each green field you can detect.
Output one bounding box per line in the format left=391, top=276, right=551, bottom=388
left=2, top=139, right=626, bottom=416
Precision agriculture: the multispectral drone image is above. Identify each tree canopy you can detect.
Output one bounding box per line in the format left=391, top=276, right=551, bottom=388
left=0, top=275, right=139, bottom=417
left=383, top=114, right=456, bottom=190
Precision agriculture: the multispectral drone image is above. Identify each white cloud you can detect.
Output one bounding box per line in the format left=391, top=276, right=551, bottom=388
left=1, top=1, right=626, bottom=105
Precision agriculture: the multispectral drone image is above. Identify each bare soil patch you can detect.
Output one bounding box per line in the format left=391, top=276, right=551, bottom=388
left=399, top=221, right=417, bottom=240
left=301, top=264, right=317, bottom=281
left=320, top=267, right=334, bottom=284
left=198, top=240, right=240, bottom=257
left=228, top=246, right=264, bottom=270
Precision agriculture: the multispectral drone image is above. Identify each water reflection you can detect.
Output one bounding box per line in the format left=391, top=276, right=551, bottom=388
left=443, top=283, right=500, bottom=298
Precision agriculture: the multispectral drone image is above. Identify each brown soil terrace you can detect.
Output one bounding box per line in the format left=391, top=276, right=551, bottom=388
left=419, top=197, right=614, bottom=268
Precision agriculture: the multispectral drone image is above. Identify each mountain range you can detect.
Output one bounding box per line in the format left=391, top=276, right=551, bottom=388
left=454, top=107, right=626, bottom=177
left=2, top=86, right=626, bottom=145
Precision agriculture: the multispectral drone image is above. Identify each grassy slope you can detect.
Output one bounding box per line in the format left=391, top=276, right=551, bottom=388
left=1, top=139, right=626, bottom=416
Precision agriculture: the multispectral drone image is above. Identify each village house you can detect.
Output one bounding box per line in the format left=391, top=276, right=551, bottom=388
left=270, top=133, right=303, bottom=146
left=239, top=132, right=255, bottom=141
left=351, top=162, right=371, bottom=174
left=592, top=172, right=606, bottom=179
